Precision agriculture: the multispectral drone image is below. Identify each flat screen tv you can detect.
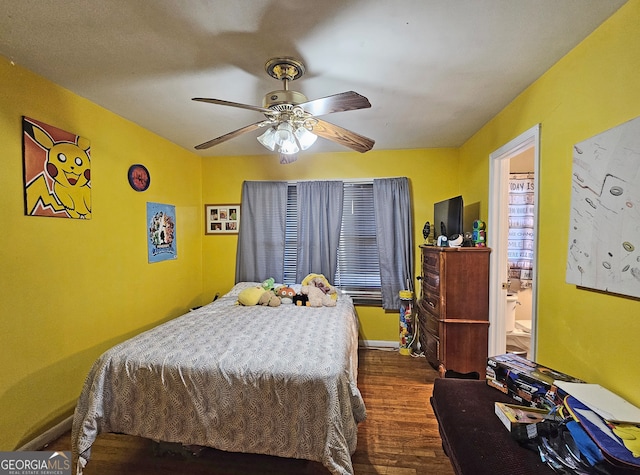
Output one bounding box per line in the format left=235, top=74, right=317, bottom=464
left=434, top=195, right=463, bottom=239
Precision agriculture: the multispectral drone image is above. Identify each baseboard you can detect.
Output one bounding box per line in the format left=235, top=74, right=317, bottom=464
left=18, top=415, right=73, bottom=451
left=359, top=340, right=398, bottom=350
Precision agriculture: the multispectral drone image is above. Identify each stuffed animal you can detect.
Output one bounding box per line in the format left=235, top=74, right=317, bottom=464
left=301, top=273, right=338, bottom=301
left=237, top=286, right=281, bottom=307
left=301, top=285, right=336, bottom=307
left=259, top=291, right=281, bottom=307
left=301, top=273, right=329, bottom=288
left=262, top=277, right=275, bottom=291
left=275, top=286, right=296, bottom=305
left=292, top=293, right=309, bottom=307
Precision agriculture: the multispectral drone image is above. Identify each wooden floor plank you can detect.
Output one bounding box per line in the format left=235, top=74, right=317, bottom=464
left=44, top=349, right=455, bottom=474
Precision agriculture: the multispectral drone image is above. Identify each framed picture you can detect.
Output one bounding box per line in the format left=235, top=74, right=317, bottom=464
left=205, top=204, right=240, bottom=234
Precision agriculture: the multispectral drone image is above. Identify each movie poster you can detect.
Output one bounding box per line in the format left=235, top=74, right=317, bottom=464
left=147, top=202, right=177, bottom=263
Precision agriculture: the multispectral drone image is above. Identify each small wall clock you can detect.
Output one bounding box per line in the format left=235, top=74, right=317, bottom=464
left=128, top=164, right=150, bottom=192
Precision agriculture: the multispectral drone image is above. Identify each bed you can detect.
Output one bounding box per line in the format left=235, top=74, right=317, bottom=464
left=71, top=282, right=366, bottom=475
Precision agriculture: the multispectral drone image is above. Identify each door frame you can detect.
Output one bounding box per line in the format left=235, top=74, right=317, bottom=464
left=487, top=124, right=540, bottom=359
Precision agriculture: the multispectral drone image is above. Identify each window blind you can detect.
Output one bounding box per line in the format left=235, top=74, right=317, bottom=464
left=335, top=182, right=382, bottom=304
left=283, top=181, right=382, bottom=305
left=283, top=184, right=298, bottom=285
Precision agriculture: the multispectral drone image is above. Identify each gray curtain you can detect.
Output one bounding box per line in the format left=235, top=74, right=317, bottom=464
left=295, top=181, right=344, bottom=282
left=374, top=177, right=414, bottom=310
left=235, top=181, right=288, bottom=283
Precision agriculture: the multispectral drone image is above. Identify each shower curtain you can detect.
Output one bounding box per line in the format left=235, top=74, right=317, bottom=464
left=508, top=174, right=535, bottom=289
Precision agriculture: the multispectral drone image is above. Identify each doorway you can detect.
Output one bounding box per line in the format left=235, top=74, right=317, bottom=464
left=487, top=124, right=540, bottom=359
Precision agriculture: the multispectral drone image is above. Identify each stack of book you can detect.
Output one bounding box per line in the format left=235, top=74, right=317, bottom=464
left=486, top=353, right=584, bottom=408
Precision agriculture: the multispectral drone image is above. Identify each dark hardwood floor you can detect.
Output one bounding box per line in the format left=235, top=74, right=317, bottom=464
left=45, top=349, right=455, bottom=475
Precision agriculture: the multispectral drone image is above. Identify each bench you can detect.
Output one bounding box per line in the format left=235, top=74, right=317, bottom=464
left=430, top=378, right=554, bottom=475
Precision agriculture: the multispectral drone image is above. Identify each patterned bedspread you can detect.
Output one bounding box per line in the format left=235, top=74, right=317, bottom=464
left=72, top=282, right=366, bottom=475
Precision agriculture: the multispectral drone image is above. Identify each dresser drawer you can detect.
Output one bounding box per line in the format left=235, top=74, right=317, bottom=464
left=419, top=300, right=440, bottom=336
left=422, top=251, right=440, bottom=275
left=419, top=289, right=441, bottom=316
left=421, top=272, right=440, bottom=297
left=424, top=332, right=440, bottom=368
left=426, top=311, right=439, bottom=337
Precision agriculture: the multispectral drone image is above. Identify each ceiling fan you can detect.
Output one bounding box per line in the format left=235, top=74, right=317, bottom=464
left=193, top=57, right=374, bottom=164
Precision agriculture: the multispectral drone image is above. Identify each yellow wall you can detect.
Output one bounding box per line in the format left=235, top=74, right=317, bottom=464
left=2, top=0, right=639, bottom=452
left=459, top=0, right=640, bottom=405
left=0, top=58, right=204, bottom=449
left=201, top=149, right=460, bottom=342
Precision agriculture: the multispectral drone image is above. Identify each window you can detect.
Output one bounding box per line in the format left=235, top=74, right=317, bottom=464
left=284, top=181, right=382, bottom=305
left=335, top=182, right=382, bottom=304
left=283, top=184, right=299, bottom=285
left=238, top=177, right=412, bottom=310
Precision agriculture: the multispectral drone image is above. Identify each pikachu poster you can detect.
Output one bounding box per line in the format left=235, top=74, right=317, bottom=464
left=22, top=116, right=91, bottom=219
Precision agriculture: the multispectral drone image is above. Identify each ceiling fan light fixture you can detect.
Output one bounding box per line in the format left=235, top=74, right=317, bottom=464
left=257, top=127, right=277, bottom=151
left=257, top=122, right=301, bottom=155
left=278, top=139, right=300, bottom=155
left=294, top=126, right=317, bottom=150
left=274, top=122, right=294, bottom=145
left=274, top=122, right=299, bottom=155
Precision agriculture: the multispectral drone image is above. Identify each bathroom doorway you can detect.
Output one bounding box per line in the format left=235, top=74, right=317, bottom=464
left=487, top=124, right=540, bottom=360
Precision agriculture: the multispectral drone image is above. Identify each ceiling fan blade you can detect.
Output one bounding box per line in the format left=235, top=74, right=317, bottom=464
left=311, top=119, right=375, bottom=153
left=299, top=91, right=371, bottom=117
left=195, top=121, right=268, bottom=150
left=193, top=97, right=273, bottom=114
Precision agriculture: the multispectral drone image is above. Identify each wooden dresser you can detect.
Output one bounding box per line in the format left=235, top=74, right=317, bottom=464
left=417, top=245, right=491, bottom=378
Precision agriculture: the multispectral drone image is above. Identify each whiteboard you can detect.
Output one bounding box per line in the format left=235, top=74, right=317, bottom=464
left=566, top=115, right=640, bottom=298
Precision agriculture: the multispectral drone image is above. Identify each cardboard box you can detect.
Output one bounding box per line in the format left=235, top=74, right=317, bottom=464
left=486, top=353, right=584, bottom=408
left=494, top=402, right=562, bottom=441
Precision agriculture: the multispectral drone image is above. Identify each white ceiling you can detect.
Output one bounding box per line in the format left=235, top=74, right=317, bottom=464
left=0, top=0, right=627, bottom=157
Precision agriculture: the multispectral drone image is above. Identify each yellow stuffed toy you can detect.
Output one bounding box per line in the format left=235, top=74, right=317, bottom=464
left=237, top=286, right=281, bottom=307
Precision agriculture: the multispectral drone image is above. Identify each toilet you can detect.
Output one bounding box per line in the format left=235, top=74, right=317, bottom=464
left=515, top=319, right=532, bottom=333
left=506, top=293, right=532, bottom=358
